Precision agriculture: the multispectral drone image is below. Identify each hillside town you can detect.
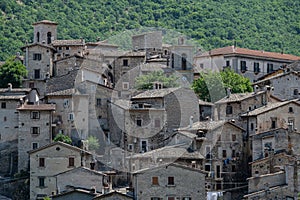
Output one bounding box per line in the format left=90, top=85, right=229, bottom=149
left=1, top=20, right=300, bottom=200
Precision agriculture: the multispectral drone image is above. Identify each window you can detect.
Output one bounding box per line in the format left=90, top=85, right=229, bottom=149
left=58, top=47, right=62, bottom=51
left=289, top=107, right=293, bottom=113
left=33, top=53, right=42, bottom=61
left=69, top=113, right=74, bottom=121
left=31, top=127, right=40, bottom=135
left=182, top=198, right=191, bottom=200
left=66, top=46, right=70, bottom=50
left=168, top=177, right=174, bottom=185
left=271, top=118, right=277, bottom=129
left=151, top=198, right=162, bottom=200
left=232, top=149, right=236, bottom=157
left=200, top=63, right=204, bottom=69
left=267, top=63, right=273, bottom=73
left=63, top=99, right=69, bottom=108
left=152, top=176, right=159, bottom=185
left=141, top=140, right=147, bottom=152
left=288, top=118, right=294, bottom=131
left=222, top=150, right=227, bottom=158
left=250, top=123, right=254, bottom=131
left=96, top=98, right=102, bottom=106
left=240, top=61, right=247, bottom=72
left=31, top=111, right=40, bottom=119
left=136, top=118, right=142, bottom=127
left=205, top=146, right=211, bottom=159
left=128, top=144, right=133, bottom=151
left=4, top=116, right=6, bottom=121
left=294, top=89, right=298, bottom=96
left=39, top=177, right=45, bottom=187
left=39, top=158, right=45, bottom=167
left=232, top=165, right=236, bottom=172
left=34, top=69, right=40, bottom=79
left=123, top=59, right=128, bottom=66
left=32, top=143, right=38, bottom=150
left=68, top=157, right=75, bottom=167
left=226, top=60, right=230, bottom=67
left=181, top=54, right=187, bottom=70
left=231, top=134, right=236, bottom=141
left=1, top=102, right=6, bottom=109
left=37, top=32, right=40, bottom=43
left=254, top=62, right=260, bottom=74
left=226, top=105, right=233, bottom=115
left=168, top=198, right=175, bottom=200
left=47, top=32, right=51, bottom=44
left=122, top=82, right=129, bottom=90
left=205, top=164, right=211, bottom=171
left=216, top=165, right=221, bottom=178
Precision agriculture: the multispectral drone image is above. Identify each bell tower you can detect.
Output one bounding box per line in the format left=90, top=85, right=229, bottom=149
left=33, top=20, right=58, bottom=44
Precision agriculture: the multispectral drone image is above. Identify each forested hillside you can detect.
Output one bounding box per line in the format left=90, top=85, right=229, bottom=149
left=1, top=0, right=300, bottom=61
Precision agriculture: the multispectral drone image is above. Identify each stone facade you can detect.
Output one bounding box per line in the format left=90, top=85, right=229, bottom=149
left=133, top=163, right=206, bottom=200
left=194, top=45, right=300, bottom=82
left=29, top=142, right=93, bottom=200
left=17, top=104, right=56, bottom=172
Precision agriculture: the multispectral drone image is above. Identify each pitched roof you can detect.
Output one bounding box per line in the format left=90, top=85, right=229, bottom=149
left=93, top=191, right=133, bottom=199
left=241, top=100, right=299, bottom=116
left=0, top=88, right=31, bottom=93
left=33, top=20, right=58, bottom=25
left=177, top=131, right=197, bottom=139
left=179, top=120, right=245, bottom=132
left=254, top=71, right=299, bottom=85
left=51, top=188, right=97, bottom=199
left=215, top=91, right=265, bottom=104
left=46, top=88, right=76, bottom=96
left=196, top=46, right=300, bottom=61
left=17, top=104, right=56, bottom=111
left=46, top=69, right=78, bottom=93
left=133, top=162, right=206, bottom=174
left=28, top=141, right=92, bottom=155
left=0, top=95, right=26, bottom=100
left=52, top=39, right=85, bottom=46
left=131, top=88, right=178, bottom=99
left=55, top=166, right=106, bottom=177
left=199, top=99, right=214, bottom=106
left=20, top=43, right=56, bottom=51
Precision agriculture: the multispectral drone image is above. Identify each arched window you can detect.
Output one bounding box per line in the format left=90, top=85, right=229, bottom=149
left=47, top=32, right=52, bottom=44
left=181, top=53, right=187, bottom=70
left=37, top=32, right=40, bottom=43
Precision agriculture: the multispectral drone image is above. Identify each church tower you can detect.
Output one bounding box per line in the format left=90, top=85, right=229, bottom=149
left=33, top=20, right=58, bottom=44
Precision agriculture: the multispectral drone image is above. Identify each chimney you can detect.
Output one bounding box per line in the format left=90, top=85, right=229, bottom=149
left=8, top=83, right=12, bottom=91
left=189, top=116, right=194, bottom=128
left=264, top=85, right=274, bottom=104
left=226, top=88, right=231, bottom=97
left=254, top=85, right=259, bottom=94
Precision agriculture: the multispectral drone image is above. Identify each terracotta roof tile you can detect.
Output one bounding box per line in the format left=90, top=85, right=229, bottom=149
left=197, top=46, right=300, bottom=61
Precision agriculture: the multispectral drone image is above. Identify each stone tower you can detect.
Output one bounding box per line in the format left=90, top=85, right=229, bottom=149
left=33, top=20, right=58, bottom=44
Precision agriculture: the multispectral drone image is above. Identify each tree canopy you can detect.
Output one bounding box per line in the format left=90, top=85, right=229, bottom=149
left=0, top=56, right=27, bottom=88
left=0, top=0, right=300, bottom=61
left=87, top=135, right=100, bottom=151
left=53, top=133, right=72, bottom=144
left=192, top=69, right=253, bottom=102
left=135, top=71, right=179, bottom=90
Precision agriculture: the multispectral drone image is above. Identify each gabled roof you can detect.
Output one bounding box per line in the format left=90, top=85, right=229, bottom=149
left=132, top=88, right=179, bottom=99
left=215, top=91, right=265, bottom=104
left=199, top=99, right=214, bottom=106
left=20, top=43, right=56, bottom=51
left=28, top=141, right=92, bottom=155
left=0, top=95, right=26, bottom=100
left=46, top=69, right=79, bottom=93
left=132, top=162, right=207, bottom=174
left=55, top=166, right=106, bottom=177
left=93, top=191, right=133, bottom=200
left=241, top=100, right=299, bottom=116
left=52, top=39, right=85, bottom=46
left=51, top=188, right=97, bottom=199
left=0, top=88, right=31, bottom=93
left=17, top=104, right=56, bottom=111
left=196, top=45, right=300, bottom=61
left=46, top=88, right=76, bottom=96
left=179, top=120, right=245, bottom=132
left=254, top=70, right=299, bottom=85
left=33, top=20, right=58, bottom=25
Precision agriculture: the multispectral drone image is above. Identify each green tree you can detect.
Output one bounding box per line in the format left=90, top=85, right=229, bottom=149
left=53, top=133, right=72, bottom=144
left=87, top=135, right=100, bottom=151
left=135, top=71, right=179, bottom=90
left=0, top=56, right=27, bottom=88
left=192, top=69, right=253, bottom=102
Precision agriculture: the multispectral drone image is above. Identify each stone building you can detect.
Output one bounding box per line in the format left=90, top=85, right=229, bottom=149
left=52, top=39, right=86, bottom=61
left=178, top=121, right=247, bottom=194
left=194, top=45, right=300, bottom=82
left=28, top=142, right=93, bottom=200
left=0, top=86, right=33, bottom=175
left=132, top=163, right=206, bottom=200
left=51, top=189, right=98, bottom=200
left=94, top=191, right=133, bottom=200
left=17, top=103, right=56, bottom=172
left=254, top=61, right=300, bottom=100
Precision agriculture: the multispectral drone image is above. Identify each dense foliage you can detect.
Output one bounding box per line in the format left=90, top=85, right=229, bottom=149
left=87, top=135, right=100, bottom=151
left=0, top=56, right=27, bottom=88
left=1, top=0, right=300, bottom=60
left=53, top=133, right=72, bottom=144
left=135, top=71, right=179, bottom=90
left=192, top=69, right=253, bottom=102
